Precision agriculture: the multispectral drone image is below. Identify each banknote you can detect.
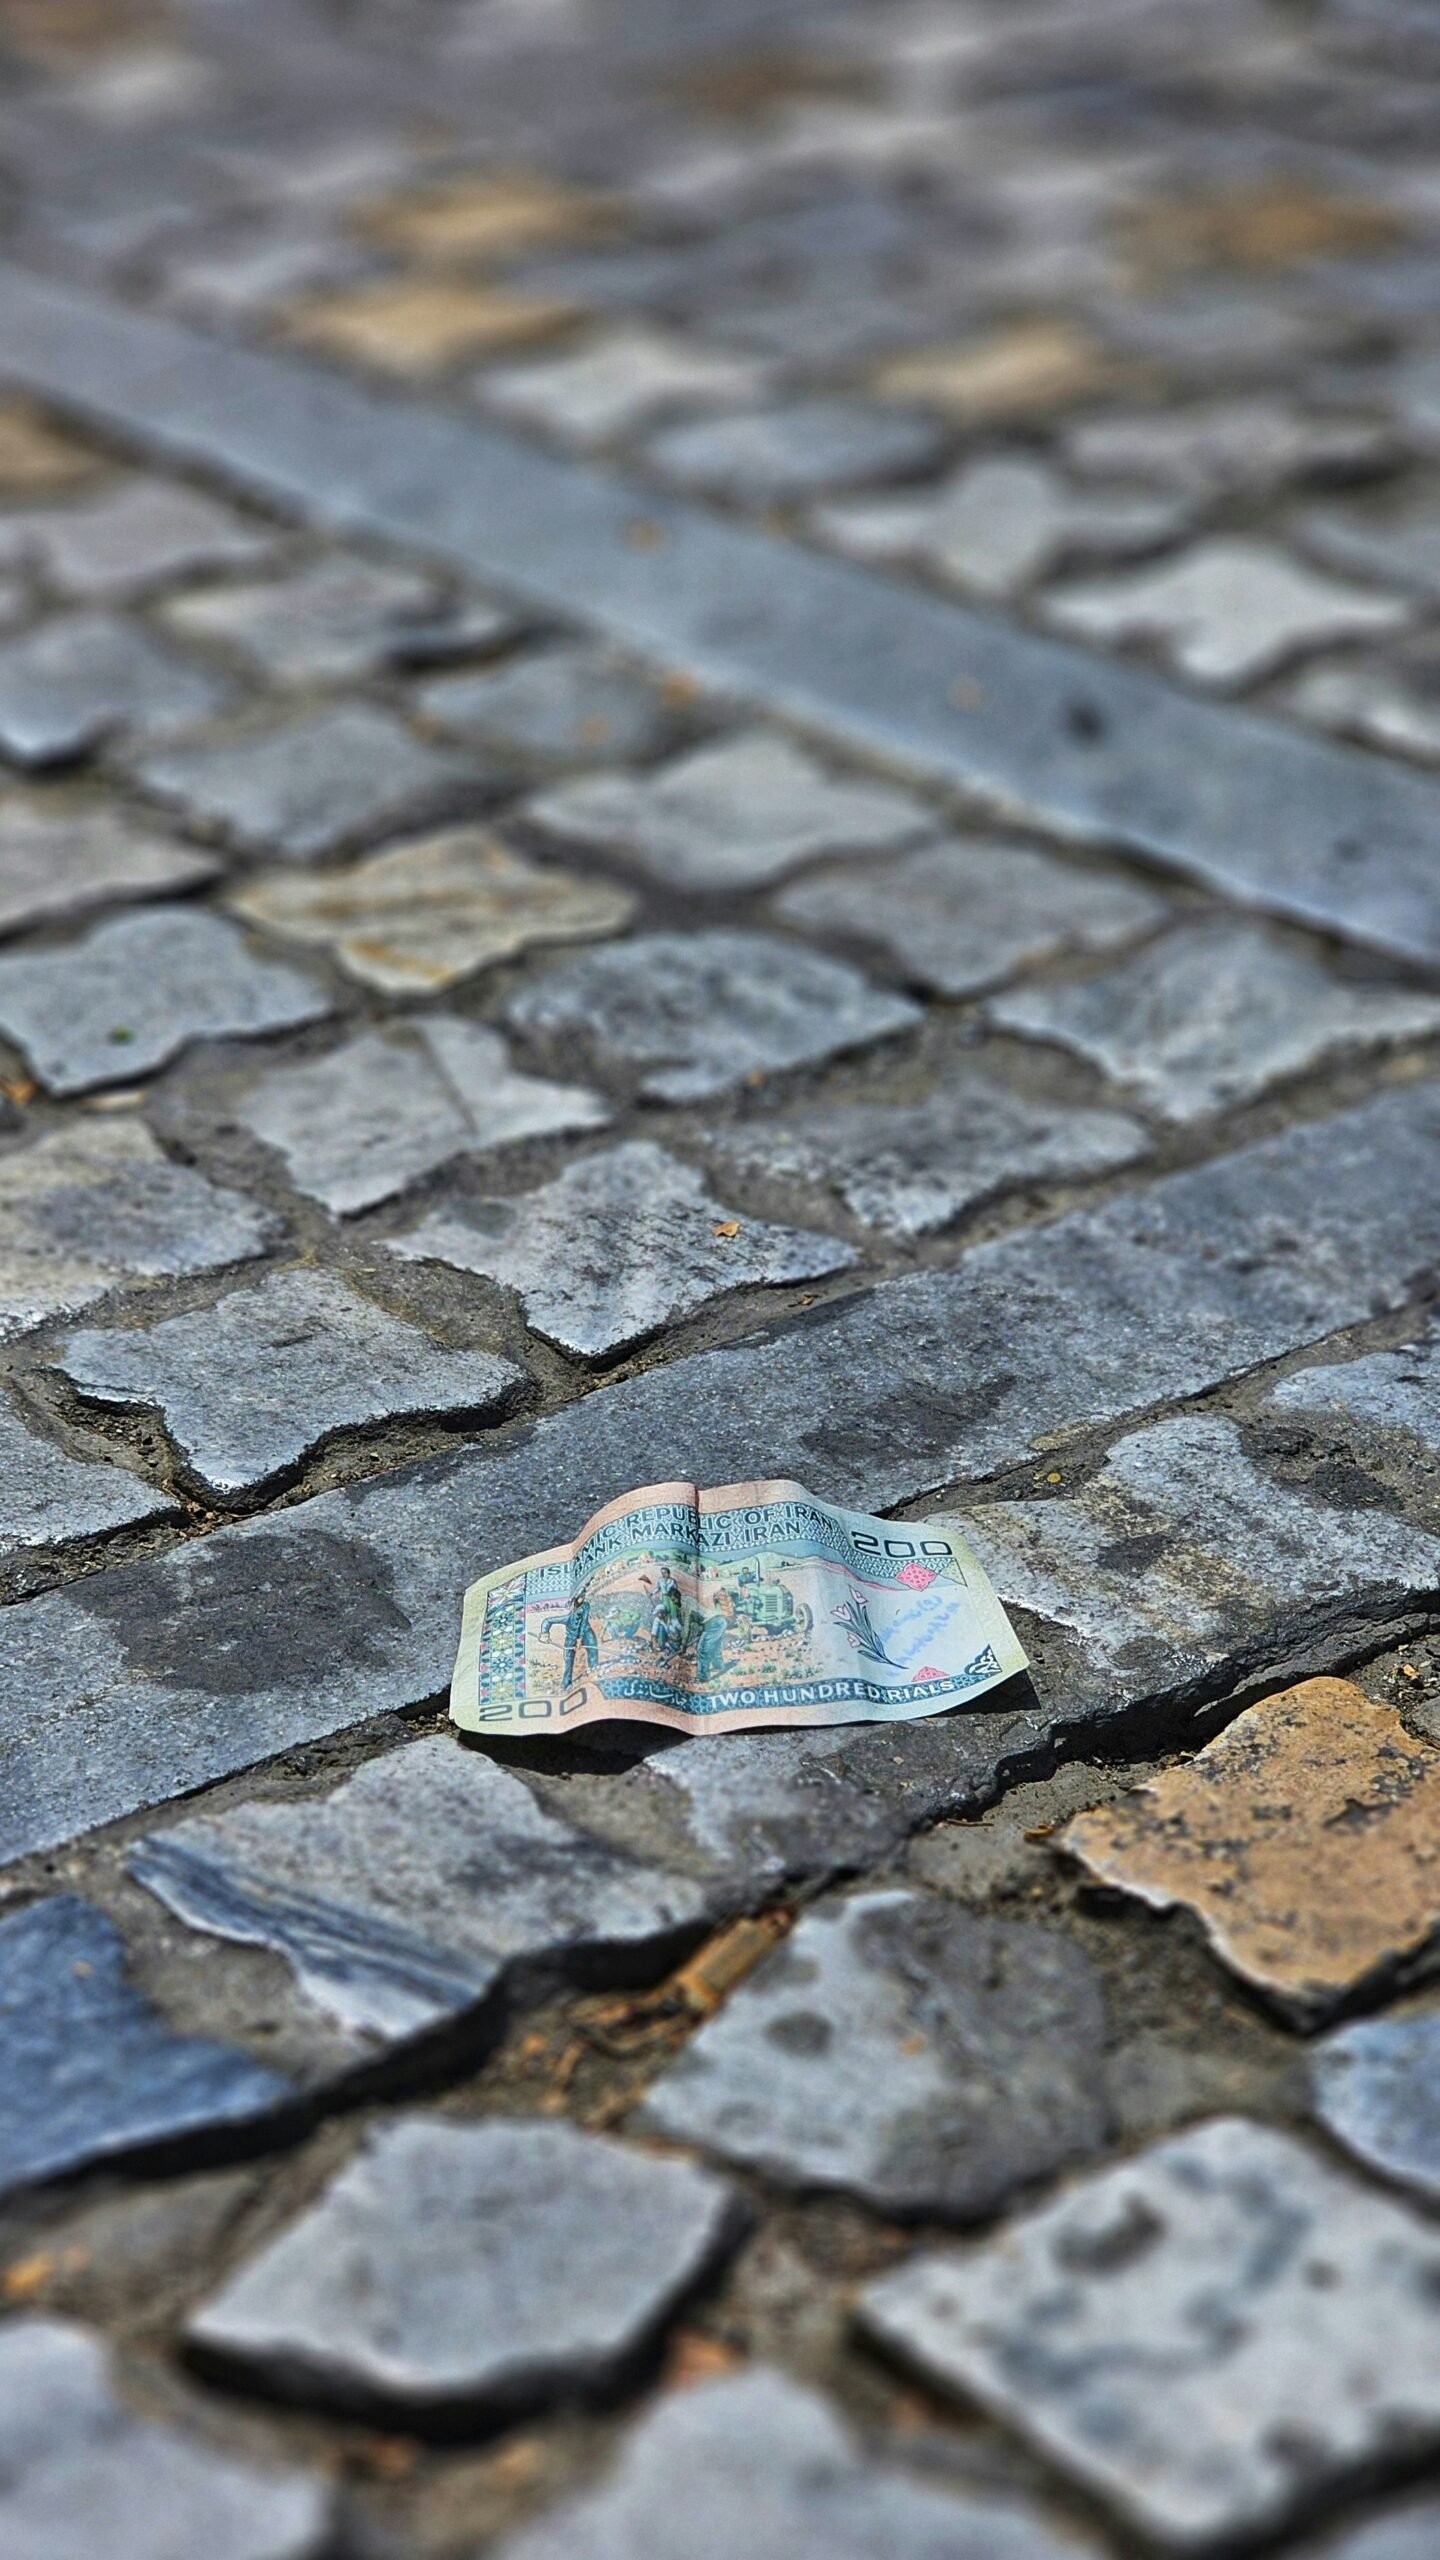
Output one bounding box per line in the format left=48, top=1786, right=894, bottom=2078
left=450, top=1476, right=1027, bottom=1739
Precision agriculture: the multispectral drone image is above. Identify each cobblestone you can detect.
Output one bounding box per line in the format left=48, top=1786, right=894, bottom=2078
left=159, top=550, right=447, bottom=683
left=0, top=2318, right=328, bottom=2559
left=639, top=1889, right=1107, bottom=2217
left=861, top=2118, right=1440, bottom=2549
left=644, top=399, right=945, bottom=501
left=0, top=796, right=216, bottom=932
left=1063, top=400, right=1396, bottom=497
left=186, top=2115, right=739, bottom=2418
left=0, top=1896, right=289, bottom=2200
left=773, top=838, right=1167, bottom=997
left=131, top=704, right=480, bottom=859
left=988, top=921, right=1440, bottom=1122
left=418, top=641, right=677, bottom=767
left=815, top=457, right=1189, bottom=599
left=0, top=610, right=231, bottom=766
left=0, top=906, right=330, bottom=1094
left=53, top=1267, right=522, bottom=1498
left=494, top=2368, right=1097, bottom=2560
left=0, top=1394, right=171, bottom=1554
left=1265, top=1326, right=1440, bottom=1479
left=234, top=1016, right=608, bottom=1213
left=0, top=473, right=276, bottom=601
left=527, top=727, right=931, bottom=891
left=508, top=928, right=920, bottom=1099
left=228, top=827, right=633, bottom=993
left=1312, top=2010, right=1440, bottom=2202
left=1044, top=538, right=1411, bottom=688
left=391, top=1139, right=854, bottom=1358
left=478, top=325, right=768, bottom=444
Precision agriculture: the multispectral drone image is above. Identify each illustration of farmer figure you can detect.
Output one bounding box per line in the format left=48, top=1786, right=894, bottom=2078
left=649, top=1565, right=685, bottom=1655
left=559, top=1591, right=600, bottom=1690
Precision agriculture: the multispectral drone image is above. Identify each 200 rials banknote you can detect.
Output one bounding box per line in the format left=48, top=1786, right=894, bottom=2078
left=450, top=1476, right=1027, bottom=1739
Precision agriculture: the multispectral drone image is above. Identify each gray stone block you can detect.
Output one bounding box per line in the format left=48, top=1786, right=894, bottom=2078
left=0, top=1394, right=171, bottom=1555
left=645, top=400, right=944, bottom=500
left=1064, top=400, right=1394, bottom=497
left=1044, top=537, right=1408, bottom=689
left=989, top=921, right=1440, bottom=1122
left=0, top=2318, right=327, bottom=2559
left=186, top=2115, right=740, bottom=2417
left=390, top=1141, right=854, bottom=1357
left=1291, top=2499, right=1440, bottom=2559
left=478, top=326, right=768, bottom=445
left=527, top=727, right=931, bottom=890
left=160, top=550, right=446, bottom=683
left=419, top=641, right=675, bottom=765
left=1298, top=493, right=1440, bottom=602
left=0, top=1118, right=278, bottom=1342
left=774, top=837, right=1165, bottom=997
left=0, top=612, right=231, bottom=768
left=54, top=1268, right=522, bottom=1498
left=492, top=2368, right=1098, bottom=2560
left=861, top=2118, right=1440, bottom=2549
left=131, top=705, right=481, bottom=860
left=131, top=1733, right=712, bottom=2040
left=0, top=907, right=331, bottom=1095
left=3, top=473, right=276, bottom=601
left=507, top=930, right=920, bottom=1100
left=816, top=455, right=1189, bottom=598
left=702, top=1077, right=1149, bottom=1238
left=0, top=798, right=217, bottom=935
left=1311, top=2010, right=1440, bottom=2202
left=1265, top=1328, right=1440, bottom=1479
left=0, top=1896, right=289, bottom=2198
left=639, top=1889, right=1107, bottom=2216
left=234, top=1016, right=609, bottom=1214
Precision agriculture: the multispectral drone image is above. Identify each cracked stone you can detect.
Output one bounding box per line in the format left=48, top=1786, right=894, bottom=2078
left=0, top=400, right=104, bottom=491
left=861, top=2117, right=1440, bottom=2550
left=701, top=1075, right=1149, bottom=1238
left=506, top=929, right=920, bottom=1099
left=0, top=1895, right=289, bottom=2198
left=988, top=920, right=1440, bottom=1121
left=228, top=827, right=633, bottom=993
left=234, top=1015, right=609, bottom=1214
left=1265, top=1325, right=1440, bottom=1479
left=186, top=2115, right=740, bottom=2418
left=492, top=2367, right=1099, bottom=2560
left=389, top=1139, right=855, bottom=1357
left=638, top=1888, right=1107, bottom=2217
left=418, top=643, right=676, bottom=766
left=644, top=401, right=944, bottom=501
left=478, top=324, right=768, bottom=444
left=526, top=726, right=931, bottom=889
left=0, top=796, right=217, bottom=933
left=1311, top=2009, right=1440, bottom=2203
left=0, top=612, right=232, bottom=768
left=0, top=1394, right=171, bottom=1554
left=159, top=551, right=447, bottom=683
left=1043, top=538, right=1410, bottom=687
left=959, top=1416, right=1440, bottom=1743
left=0, top=906, right=330, bottom=1095
left=873, top=320, right=1118, bottom=421
left=1064, top=399, right=1395, bottom=496
left=131, top=705, right=480, bottom=860
left=131, top=1733, right=712, bottom=2041
left=1059, top=1678, right=1440, bottom=2024
left=0, top=1117, right=278, bottom=1341
left=0, top=474, right=276, bottom=601
left=279, top=276, right=580, bottom=373
left=815, top=455, right=1188, bottom=597
left=0, top=2318, right=328, bottom=2560
left=53, top=1267, right=522, bottom=1499
left=774, top=837, right=1166, bottom=997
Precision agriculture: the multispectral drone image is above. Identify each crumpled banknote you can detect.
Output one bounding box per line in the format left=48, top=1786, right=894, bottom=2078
left=450, top=1475, right=1026, bottom=1739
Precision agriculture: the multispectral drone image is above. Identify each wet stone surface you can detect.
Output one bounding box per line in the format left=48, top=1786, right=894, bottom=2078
left=0, top=906, right=330, bottom=1094
left=638, top=1889, right=1108, bottom=2218
left=53, top=1267, right=522, bottom=1498
left=390, top=1140, right=855, bottom=1358
left=493, top=2368, right=1100, bottom=2560
left=0, top=1896, right=289, bottom=2200
left=131, top=704, right=481, bottom=860
left=186, top=2114, right=740, bottom=2418
left=0, top=2318, right=328, bottom=2558
left=861, top=2117, right=1440, bottom=2549
left=232, top=1015, right=609, bottom=1213
left=506, top=929, right=920, bottom=1100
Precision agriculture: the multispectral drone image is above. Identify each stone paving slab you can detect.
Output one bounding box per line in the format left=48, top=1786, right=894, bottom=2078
left=0, top=1895, right=290, bottom=2200
left=0, top=906, right=330, bottom=1094
left=0, top=610, right=233, bottom=767
left=14, top=266, right=1440, bottom=962
left=0, top=1392, right=172, bottom=1556
left=1264, top=1327, right=1440, bottom=1484
left=643, top=398, right=945, bottom=501
left=1311, top=2009, right=1440, bottom=2202
left=418, top=641, right=677, bottom=767
left=478, top=324, right=769, bottom=444
left=0, top=797, right=218, bottom=932
left=861, top=2117, right=1440, bottom=2549
left=390, top=1140, right=855, bottom=1358
left=493, top=2367, right=1099, bottom=2560
left=0, top=472, right=277, bottom=601
left=1043, top=537, right=1410, bottom=689
left=53, top=1267, right=523, bottom=1498
left=814, top=455, right=1190, bottom=599
left=0, top=2317, right=328, bottom=2560
left=186, top=2114, right=740, bottom=2418
left=159, top=548, right=448, bottom=682
left=131, top=703, right=482, bottom=860
left=232, top=1015, right=609, bottom=1213
left=638, top=1888, right=1108, bottom=2217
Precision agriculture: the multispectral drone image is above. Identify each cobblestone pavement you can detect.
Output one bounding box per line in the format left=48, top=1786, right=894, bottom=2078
left=10, top=0, right=1440, bottom=2552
